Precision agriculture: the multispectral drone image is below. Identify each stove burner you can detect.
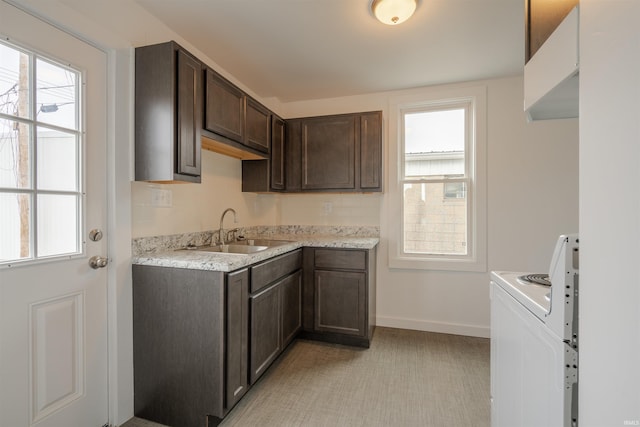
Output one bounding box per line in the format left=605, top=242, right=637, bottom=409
left=518, top=273, right=552, bottom=286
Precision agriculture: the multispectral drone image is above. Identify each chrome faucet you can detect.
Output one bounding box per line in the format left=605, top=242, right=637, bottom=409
left=218, top=208, right=238, bottom=245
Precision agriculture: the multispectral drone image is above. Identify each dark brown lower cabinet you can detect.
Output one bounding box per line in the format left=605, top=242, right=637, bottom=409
left=282, top=271, right=302, bottom=345
left=315, top=269, right=366, bottom=336
left=250, top=269, right=301, bottom=384
left=225, top=269, right=249, bottom=410
left=132, top=245, right=372, bottom=427
left=250, top=281, right=281, bottom=384
left=302, top=247, right=376, bottom=347
left=132, top=265, right=248, bottom=427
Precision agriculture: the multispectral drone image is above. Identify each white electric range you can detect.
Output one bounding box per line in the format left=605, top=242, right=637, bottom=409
left=490, top=234, right=579, bottom=427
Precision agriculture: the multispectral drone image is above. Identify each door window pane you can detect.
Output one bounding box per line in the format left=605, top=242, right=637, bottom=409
left=0, top=118, right=32, bottom=189
left=36, top=58, right=77, bottom=130
left=37, top=127, right=78, bottom=191
left=37, top=194, right=78, bottom=257
left=0, top=192, right=32, bottom=261
left=0, top=43, right=30, bottom=119
left=1, top=39, right=82, bottom=264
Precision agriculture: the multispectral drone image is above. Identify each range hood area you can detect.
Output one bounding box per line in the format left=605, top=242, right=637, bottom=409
left=524, top=6, right=579, bottom=121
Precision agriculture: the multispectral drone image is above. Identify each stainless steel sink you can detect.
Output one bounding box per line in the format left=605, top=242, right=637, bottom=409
left=178, top=239, right=292, bottom=255
left=210, top=244, right=269, bottom=254
left=233, top=239, right=292, bottom=247
left=179, top=244, right=269, bottom=254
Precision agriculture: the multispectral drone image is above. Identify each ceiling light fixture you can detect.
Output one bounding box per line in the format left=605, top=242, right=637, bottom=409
left=370, top=0, right=417, bottom=25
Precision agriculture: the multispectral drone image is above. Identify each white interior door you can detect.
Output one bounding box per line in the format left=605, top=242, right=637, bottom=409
left=0, top=2, right=109, bottom=426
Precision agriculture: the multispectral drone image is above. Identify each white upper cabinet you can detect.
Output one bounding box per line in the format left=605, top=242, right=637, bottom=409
left=524, top=6, right=579, bottom=121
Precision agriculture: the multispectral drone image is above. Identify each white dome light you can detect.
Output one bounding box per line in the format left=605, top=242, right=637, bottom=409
left=370, top=0, right=418, bottom=25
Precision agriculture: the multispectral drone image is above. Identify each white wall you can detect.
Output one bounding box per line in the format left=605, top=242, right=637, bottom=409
left=131, top=150, right=278, bottom=238
left=281, top=76, right=578, bottom=337
left=579, top=1, right=640, bottom=425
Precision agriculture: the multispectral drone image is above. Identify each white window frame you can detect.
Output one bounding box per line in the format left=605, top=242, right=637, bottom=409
left=388, top=85, right=487, bottom=271
left=0, top=38, right=84, bottom=266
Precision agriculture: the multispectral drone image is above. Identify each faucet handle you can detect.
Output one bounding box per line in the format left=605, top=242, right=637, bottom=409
left=227, top=228, right=240, bottom=243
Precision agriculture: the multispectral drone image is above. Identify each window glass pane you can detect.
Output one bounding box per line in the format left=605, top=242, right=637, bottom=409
left=444, top=182, right=466, bottom=199
left=403, top=182, right=467, bottom=255
left=0, top=118, right=31, bottom=189
left=0, top=42, right=30, bottom=119
left=404, top=108, right=465, bottom=178
left=37, top=127, right=78, bottom=191
left=37, top=193, right=78, bottom=257
left=36, top=58, right=77, bottom=130
left=0, top=192, right=32, bottom=261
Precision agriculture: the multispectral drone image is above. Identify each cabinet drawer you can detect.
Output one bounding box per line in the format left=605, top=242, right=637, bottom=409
left=250, top=249, right=302, bottom=293
left=314, top=249, right=366, bottom=271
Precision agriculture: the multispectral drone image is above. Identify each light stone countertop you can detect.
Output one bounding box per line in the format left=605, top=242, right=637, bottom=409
left=132, top=235, right=379, bottom=272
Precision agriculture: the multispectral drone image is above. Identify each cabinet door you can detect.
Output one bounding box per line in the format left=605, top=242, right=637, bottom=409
left=281, top=271, right=302, bottom=347
left=250, top=283, right=281, bottom=384
left=135, top=41, right=201, bottom=183
left=205, top=69, right=245, bottom=143
left=301, top=115, right=356, bottom=190
left=270, top=116, right=286, bottom=190
left=176, top=49, right=202, bottom=177
left=285, top=119, right=302, bottom=192
left=314, top=270, right=366, bottom=336
left=359, top=112, right=382, bottom=191
left=245, top=97, right=271, bottom=153
left=225, top=269, right=249, bottom=410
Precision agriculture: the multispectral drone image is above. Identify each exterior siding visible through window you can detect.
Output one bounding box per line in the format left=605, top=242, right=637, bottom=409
left=388, top=86, right=487, bottom=271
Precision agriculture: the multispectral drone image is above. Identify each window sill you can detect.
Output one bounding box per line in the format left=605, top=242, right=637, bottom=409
left=389, top=254, right=487, bottom=272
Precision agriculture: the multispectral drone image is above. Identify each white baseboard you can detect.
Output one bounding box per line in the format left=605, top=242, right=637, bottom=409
left=375, top=315, right=490, bottom=338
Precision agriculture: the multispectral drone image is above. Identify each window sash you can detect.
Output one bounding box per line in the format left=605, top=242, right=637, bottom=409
left=399, top=100, right=473, bottom=259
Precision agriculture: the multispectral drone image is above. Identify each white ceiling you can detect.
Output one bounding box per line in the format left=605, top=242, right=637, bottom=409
left=70, top=0, right=526, bottom=103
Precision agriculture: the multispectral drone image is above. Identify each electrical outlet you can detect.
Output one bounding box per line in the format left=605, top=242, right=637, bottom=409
left=323, top=202, right=333, bottom=215
left=151, top=188, right=173, bottom=207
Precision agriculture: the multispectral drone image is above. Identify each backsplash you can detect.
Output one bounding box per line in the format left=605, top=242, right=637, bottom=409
left=132, top=225, right=380, bottom=256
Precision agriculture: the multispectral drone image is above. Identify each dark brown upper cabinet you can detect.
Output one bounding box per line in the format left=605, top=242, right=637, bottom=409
left=245, top=97, right=271, bottom=153
left=270, top=115, right=286, bottom=190
left=204, top=68, right=270, bottom=155
left=359, top=111, right=382, bottom=190
left=525, top=0, right=579, bottom=63
left=204, top=68, right=245, bottom=143
left=135, top=41, right=202, bottom=183
left=300, top=114, right=356, bottom=190
left=241, top=114, right=285, bottom=192
left=286, top=111, right=383, bottom=193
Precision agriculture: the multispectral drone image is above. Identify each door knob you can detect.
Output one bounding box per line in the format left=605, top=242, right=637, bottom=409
left=89, top=255, right=109, bottom=269
left=89, top=229, right=103, bottom=242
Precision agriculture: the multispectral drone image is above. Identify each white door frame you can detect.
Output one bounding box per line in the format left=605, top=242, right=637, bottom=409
left=104, top=46, right=134, bottom=426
